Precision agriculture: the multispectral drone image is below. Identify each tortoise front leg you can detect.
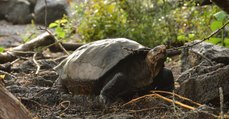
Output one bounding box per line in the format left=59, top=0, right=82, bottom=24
left=152, top=68, right=174, bottom=91
left=100, top=73, right=131, bottom=104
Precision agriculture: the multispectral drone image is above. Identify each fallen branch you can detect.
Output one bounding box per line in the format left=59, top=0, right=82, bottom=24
left=12, top=32, right=55, bottom=55
left=0, top=32, right=55, bottom=63
left=0, top=32, right=83, bottom=64
left=0, top=84, right=33, bottom=119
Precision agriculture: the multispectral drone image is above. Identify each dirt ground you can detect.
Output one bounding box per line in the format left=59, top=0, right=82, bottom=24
left=1, top=51, right=218, bottom=119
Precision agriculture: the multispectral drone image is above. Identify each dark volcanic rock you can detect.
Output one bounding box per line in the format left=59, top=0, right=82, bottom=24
left=181, top=40, right=229, bottom=72
left=34, top=0, right=69, bottom=26
left=177, top=63, right=224, bottom=84
left=176, top=63, right=229, bottom=104
left=0, top=0, right=33, bottom=24
left=177, top=41, right=229, bottom=104
left=0, top=0, right=69, bottom=25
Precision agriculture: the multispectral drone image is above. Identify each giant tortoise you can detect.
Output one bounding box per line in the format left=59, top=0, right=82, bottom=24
left=54, top=38, right=174, bottom=104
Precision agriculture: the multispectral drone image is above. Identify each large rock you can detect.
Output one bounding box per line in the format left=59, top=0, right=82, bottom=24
left=177, top=41, right=229, bottom=104
left=34, top=0, right=69, bottom=26
left=0, top=0, right=69, bottom=25
left=0, top=0, right=33, bottom=24
left=176, top=64, right=229, bottom=104
left=181, top=40, right=229, bottom=71
left=0, top=1, right=9, bottom=19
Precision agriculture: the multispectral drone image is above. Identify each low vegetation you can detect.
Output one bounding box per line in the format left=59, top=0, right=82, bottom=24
left=50, top=0, right=229, bottom=48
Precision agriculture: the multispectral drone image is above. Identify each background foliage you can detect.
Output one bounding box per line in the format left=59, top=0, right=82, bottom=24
left=51, top=0, right=229, bottom=47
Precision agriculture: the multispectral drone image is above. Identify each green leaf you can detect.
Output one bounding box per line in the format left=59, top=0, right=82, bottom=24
left=188, top=34, right=195, bottom=39
left=49, top=23, right=58, bottom=28
left=210, top=21, right=223, bottom=31
left=224, top=38, right=229, bottom=47
left=55, top=27, right=66, bottom=39
left=177, top=35, right=186, bottom=41
left=60, top=19, right=68, bottom=24
left=213, top=11, right=226, bottom=21
left=0, top=47, right=4, bottom=53
left=206, top=37, right=221, bottom=44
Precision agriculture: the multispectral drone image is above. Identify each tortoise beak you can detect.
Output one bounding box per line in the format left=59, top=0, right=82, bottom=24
left=147, top=45, right=167, bottom=63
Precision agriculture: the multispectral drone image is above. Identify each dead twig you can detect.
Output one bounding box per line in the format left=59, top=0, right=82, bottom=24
left=188, top=20, right=229, bottom=47
left=44, top=0, right=48, bottom=27
left=10, top=58, right=20, bottom=65
left=0, top=70, right=16, bottom=79
left=59, top=100, right=70, bottom=112
left=123, top=93, right=196, bottom=110
left=150, top=90, right=202, bottom=106
left=172, top=90, right=179, bottom=118
left=122, top=94, right=156, bottom=107
left=219, top=87, right=224, bottom=119
left=154, top=94, right=196, bottom=110
left=32, top=53, right=40, bottom=75
left=125, top=107, right=168, bottom=114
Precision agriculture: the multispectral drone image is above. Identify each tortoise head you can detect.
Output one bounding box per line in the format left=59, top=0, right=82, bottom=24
left=146, top=45, right=167, bottom=78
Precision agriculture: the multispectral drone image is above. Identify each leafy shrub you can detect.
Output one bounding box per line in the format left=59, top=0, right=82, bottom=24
left=75, top=0, right=127, bottom=42
left=51, top=0, right=228, bottom=47
left=75, top=0, right=178, bottom=47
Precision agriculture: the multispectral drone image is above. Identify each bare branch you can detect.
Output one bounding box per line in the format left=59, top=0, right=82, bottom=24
left=32, top=53, right=40, bottom=75
left=167, top=20, right=229, bottom=51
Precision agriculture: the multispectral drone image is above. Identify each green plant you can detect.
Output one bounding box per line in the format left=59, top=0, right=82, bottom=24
left=46, top=0, right=228, bottom=48
left=76, top=0, right=127, bottom=42
left=75, top=0, right=179, bottom=47
left=49, top=16, right=69, bottom=39
left=206, top=11, right=229, bottom=47
left=73, top=0, right=227, bottom=47
left=0, top=47, right=4, bottom=53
